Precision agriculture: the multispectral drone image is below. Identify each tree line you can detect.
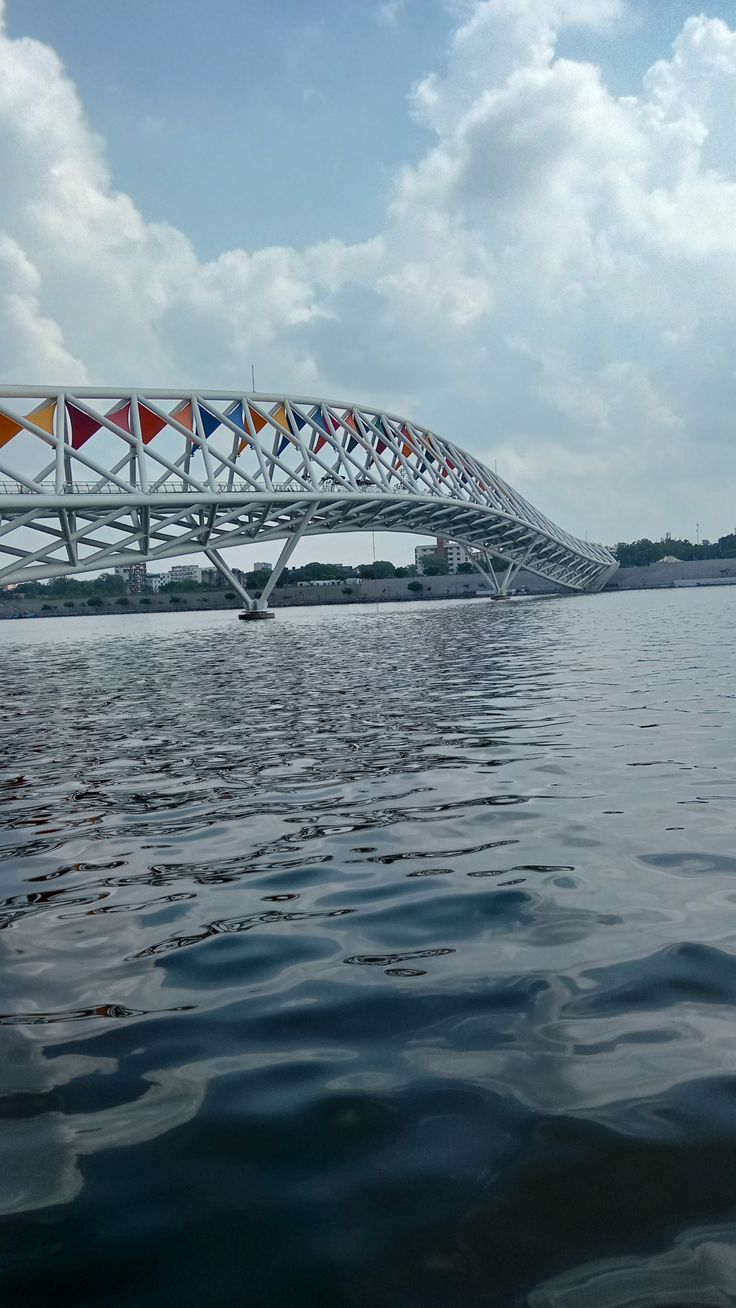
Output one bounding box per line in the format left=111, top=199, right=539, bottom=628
left=614, top=533, right=736, bottom=568
left=3, top=554, right=460, bottom=600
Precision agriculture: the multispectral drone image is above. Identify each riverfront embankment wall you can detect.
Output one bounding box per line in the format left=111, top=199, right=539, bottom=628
left=6, top=557, right=732, bottom=620
left=0, top=573, right=492, bottom=618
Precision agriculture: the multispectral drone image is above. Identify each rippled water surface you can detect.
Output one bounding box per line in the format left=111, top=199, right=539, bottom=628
left=2, top=589, right=736, bottom=1306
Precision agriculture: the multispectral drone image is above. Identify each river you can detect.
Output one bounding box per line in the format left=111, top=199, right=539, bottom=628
left=1, top=588, right=735, bottom=1306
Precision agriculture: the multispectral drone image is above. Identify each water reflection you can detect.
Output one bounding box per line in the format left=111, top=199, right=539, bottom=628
left=1, top=592, right=736, bottom=1304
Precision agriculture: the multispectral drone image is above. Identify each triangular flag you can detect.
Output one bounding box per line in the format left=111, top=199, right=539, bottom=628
left=28, top=399, right=56, bottom=436
left=401, top=425, right=414, bottom=459
left=106, top=401, right=131, bottom=433
left=238, top=402, right=266, bottom=453
left=138, top=403, right=167, bottom=444
left=310, top=408, right=328, bottom=454
left=377, top=416, right=397, bottom=457
left=171, top=400, right=193, bottom=432
left=245, top=403, right=268, bottom=434
left=225, top=404, right=248, bottom=454
left=199, top=405, right=220, bottom=439
left=0, top=412, right=22, bottom=448
left=289, top=406, right=307, bottom=433
left=344, top=412, right=362, bottom=454
left=67, top=402, right=101, bottom=450
left=271, top=404, right=290, bottom=455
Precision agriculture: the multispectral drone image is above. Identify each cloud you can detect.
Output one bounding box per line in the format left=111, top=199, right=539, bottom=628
left=1, top=0, right=736, bottom=543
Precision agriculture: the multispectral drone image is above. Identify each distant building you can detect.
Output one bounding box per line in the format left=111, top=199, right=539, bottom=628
left=414, top=545, right=437, bottom=574
left=415, top=538, right=470, bottom=574
left=170, top=565, right=202, bottom=584
left=147, top=573, right=167, bottom=592
left=253, top=561, right=272, bottom=573
left=296, top=578, right=342, bottom=588
left=440, top=541, right=469, bottom=574
left=114, top=563, right=147, bottom=593
left=658, top=555, right=679, bottom=564
left=200, top=567, right=223, bottom=588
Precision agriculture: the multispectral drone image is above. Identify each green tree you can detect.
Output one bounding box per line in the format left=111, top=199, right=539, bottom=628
left=407, top=580, right=423, bottom=593
left=87, top=596, right=103, bottom=608
left=91, top=572, right=125, bottom=594
left=245, top=569, right=272, bottom=590
left=457, top=561, right=475, bottom=574
left=423, top=556, right=449, bottom=576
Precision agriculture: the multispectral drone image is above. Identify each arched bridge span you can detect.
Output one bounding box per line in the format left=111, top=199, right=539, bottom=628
left=0, top=388, right=617, bottom=607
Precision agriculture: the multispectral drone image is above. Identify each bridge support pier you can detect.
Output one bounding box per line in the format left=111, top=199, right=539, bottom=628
left=473, top=551, right=502, bottom=597
left=205, top=504, right=317, bottom=619
left=204, top=546, right=258, bottom=612
left=473, top=551, right=523, bottom=597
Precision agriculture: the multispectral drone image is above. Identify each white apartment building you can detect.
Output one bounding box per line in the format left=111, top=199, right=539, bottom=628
left=444, top=542, right=469, bottom=574
left=170, top=565, right=202, bottom=584
left=415, top=539, right=470, bottom=574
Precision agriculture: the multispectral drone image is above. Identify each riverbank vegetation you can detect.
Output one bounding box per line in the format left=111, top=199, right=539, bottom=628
left=614, top=533, right=736, bottom=567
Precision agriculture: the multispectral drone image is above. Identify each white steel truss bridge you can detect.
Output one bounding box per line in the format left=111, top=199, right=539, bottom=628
left=0, top=387, right=617, bottom=610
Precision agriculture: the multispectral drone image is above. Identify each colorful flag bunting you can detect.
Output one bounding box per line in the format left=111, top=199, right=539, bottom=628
left=310, top=408, right=328, bottom=453
left=246, top=403, right=268, bottom=434
left=171, top=400, right=193, bottom=431
left=28, top=399, right=56, bottom=436
left=0, top=412, right=22, bottom=448
left=106, top=401, right=131, bottom=434
left=138, top=404, right=167, bottom=444
left=238, top=402, right=267, bottom=453
left=271, top=404, right=291, bottom=456
left=199, top=405, right=220, bottom=439
left=67, top=402, right=101, bottom=450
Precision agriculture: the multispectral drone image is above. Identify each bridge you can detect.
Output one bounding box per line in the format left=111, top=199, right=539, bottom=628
left=0, top=388, right=617, bottom=612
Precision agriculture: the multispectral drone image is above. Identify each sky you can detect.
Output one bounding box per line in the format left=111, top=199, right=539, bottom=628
left=2, top=0, right=736, bottom=571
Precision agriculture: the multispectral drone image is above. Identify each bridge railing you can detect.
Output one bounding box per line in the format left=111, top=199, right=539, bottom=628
left=0, top=479, right=430, bottom=497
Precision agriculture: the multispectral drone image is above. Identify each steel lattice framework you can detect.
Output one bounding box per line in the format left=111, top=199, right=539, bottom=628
left=0, top=388, right=617, bottom=606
